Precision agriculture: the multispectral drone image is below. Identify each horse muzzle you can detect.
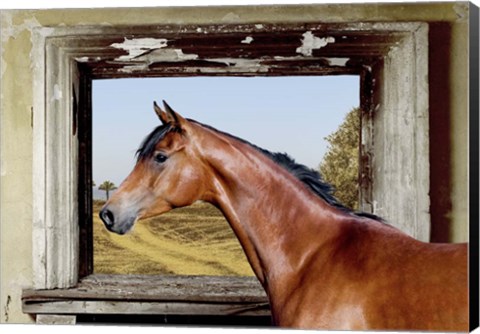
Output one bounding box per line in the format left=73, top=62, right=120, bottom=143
left=99, top=206, right=136, bottom=235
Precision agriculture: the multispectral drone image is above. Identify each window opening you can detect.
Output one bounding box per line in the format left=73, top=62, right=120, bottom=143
left=92, top=75, right=360, bottom=275
left=29, top=20, right=430, bottom=293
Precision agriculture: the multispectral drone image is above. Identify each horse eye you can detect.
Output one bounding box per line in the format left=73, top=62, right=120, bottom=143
left=154, top=153, right=168, bottom=163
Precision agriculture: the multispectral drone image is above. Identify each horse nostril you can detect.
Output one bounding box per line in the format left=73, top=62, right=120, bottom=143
left=100, top=208, right=115, bottom=227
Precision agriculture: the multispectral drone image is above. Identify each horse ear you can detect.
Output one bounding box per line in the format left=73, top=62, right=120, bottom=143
left=162, top=100, right=186, bottom=126
left=153, top=101, right=169, bottom=125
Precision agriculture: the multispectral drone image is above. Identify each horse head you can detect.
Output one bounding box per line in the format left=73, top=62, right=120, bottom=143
left=99, top=101, right=209, bottom=234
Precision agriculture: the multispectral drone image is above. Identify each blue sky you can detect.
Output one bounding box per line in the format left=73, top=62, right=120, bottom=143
left=92, top=76, right=359, bottom=194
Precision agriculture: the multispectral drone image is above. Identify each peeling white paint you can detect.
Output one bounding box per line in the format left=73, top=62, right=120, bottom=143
left=241, top=36, right=254, bottom=44
left=327, top=57, right=349, bottom=66
left=135, top=48, right=198, bottom=64
left=363, top=65, right=372, bottom=72
left=52, top=84, right=62, bottom=101
left=273, top=55, right=302, bottom=61
left=198, top=57, right=270, bottom=73
left=296, top=31, right=335, bottom=57
left=274, top=55, right=348, bottom=67
left=207, top=57, right=261, bottom=68
left=110, top=38, right=168, bottom=61
left=109, top=38, right=198, bottom=67
left=117, top=49, right=199, bottom=73
left=196, top=66, right=268, bottom=74
left=195, top=27, right=209, bottom=34
left=255, top=24, right=264, bottom=29
left=74, top=56, right=102, bottom=63
left=118, top=64, right=149, bottom=73
left=74, top=56, right=90, bottom=63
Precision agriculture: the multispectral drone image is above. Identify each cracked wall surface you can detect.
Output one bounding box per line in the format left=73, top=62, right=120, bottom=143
left=0, top=3, right=470, bottom=323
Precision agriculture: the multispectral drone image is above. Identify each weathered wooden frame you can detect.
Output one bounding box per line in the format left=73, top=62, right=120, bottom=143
left=23, top=275, right=270, bottom=322
left=29, top=21, right=429, bottom=316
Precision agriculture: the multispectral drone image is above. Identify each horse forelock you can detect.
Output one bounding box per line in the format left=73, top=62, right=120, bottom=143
left=136, top=123, right=181, bottom=161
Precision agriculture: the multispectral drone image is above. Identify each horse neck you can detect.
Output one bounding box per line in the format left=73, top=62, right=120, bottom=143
left=196, top=126, right=345, bottom=290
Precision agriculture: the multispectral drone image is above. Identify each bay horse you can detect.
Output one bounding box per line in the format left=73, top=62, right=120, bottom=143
left=100, top=101, right=468, bottom=330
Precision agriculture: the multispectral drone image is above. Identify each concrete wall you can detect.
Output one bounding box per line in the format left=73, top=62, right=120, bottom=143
left=0, top=3, right=471, bottom=323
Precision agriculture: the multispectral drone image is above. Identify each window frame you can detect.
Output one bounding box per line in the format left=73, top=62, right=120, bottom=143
left=31, top=22, right=428, bottom=292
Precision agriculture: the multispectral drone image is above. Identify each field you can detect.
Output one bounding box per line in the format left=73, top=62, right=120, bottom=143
left=93, top=201, right=254, bottom=276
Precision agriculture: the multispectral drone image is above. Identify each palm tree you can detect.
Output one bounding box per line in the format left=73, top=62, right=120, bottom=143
left=98, top=180, right=117, bottom=201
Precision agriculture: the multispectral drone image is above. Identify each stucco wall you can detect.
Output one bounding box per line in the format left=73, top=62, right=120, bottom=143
left=0, top=3, right=471, bottom=323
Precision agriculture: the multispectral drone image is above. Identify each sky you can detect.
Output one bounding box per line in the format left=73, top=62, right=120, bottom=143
left=92, top=75, right=359, bottom=197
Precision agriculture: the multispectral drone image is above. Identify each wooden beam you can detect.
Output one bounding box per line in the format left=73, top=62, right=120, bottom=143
left=23, top=275, right=271, bottom=318
left=26, top=301, right=270, bottom=317
left=36, top=314, right=76, bottom=325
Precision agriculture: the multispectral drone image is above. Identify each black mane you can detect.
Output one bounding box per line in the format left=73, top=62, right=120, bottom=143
left=250, top=147, right=383, bottom=221
left=197, top=123, right=349, bottom=209
left=136, top=119, right=383, bottom=221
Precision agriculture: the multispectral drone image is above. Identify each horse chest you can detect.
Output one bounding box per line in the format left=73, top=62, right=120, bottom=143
left=269, top=277, right=371, bottom=329
left=273, top=293, right=370, bottom=329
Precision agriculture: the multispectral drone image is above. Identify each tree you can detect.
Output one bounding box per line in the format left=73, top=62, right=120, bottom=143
left=98, top=180, right=117, bottom=201
left=319, top=107, right=360, bottom=210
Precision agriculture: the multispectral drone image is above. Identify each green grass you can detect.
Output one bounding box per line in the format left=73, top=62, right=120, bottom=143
left=93, top=200, right=254, bottom=276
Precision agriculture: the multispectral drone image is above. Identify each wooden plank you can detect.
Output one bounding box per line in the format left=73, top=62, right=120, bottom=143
left=76, top=63, right=94, bottom=278
left=36, top=314, right=76, bottom=325
left=23, top=275, right=268, bottom=304
left=23, top=275, right=270, bottom=317
left=371, top=23, right=430, bottom=240
left=25, top=301, right=270, bottom=317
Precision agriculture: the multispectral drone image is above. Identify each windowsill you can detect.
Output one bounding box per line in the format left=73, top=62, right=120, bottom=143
left=22, top=274, right=270, bottom=317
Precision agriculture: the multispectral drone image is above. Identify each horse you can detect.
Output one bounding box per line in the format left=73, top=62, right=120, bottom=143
left=99, top=101, right=468, bottom=331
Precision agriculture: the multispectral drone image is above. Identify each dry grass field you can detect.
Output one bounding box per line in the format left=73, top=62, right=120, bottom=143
left=93, top=200, right=254, bottom=276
